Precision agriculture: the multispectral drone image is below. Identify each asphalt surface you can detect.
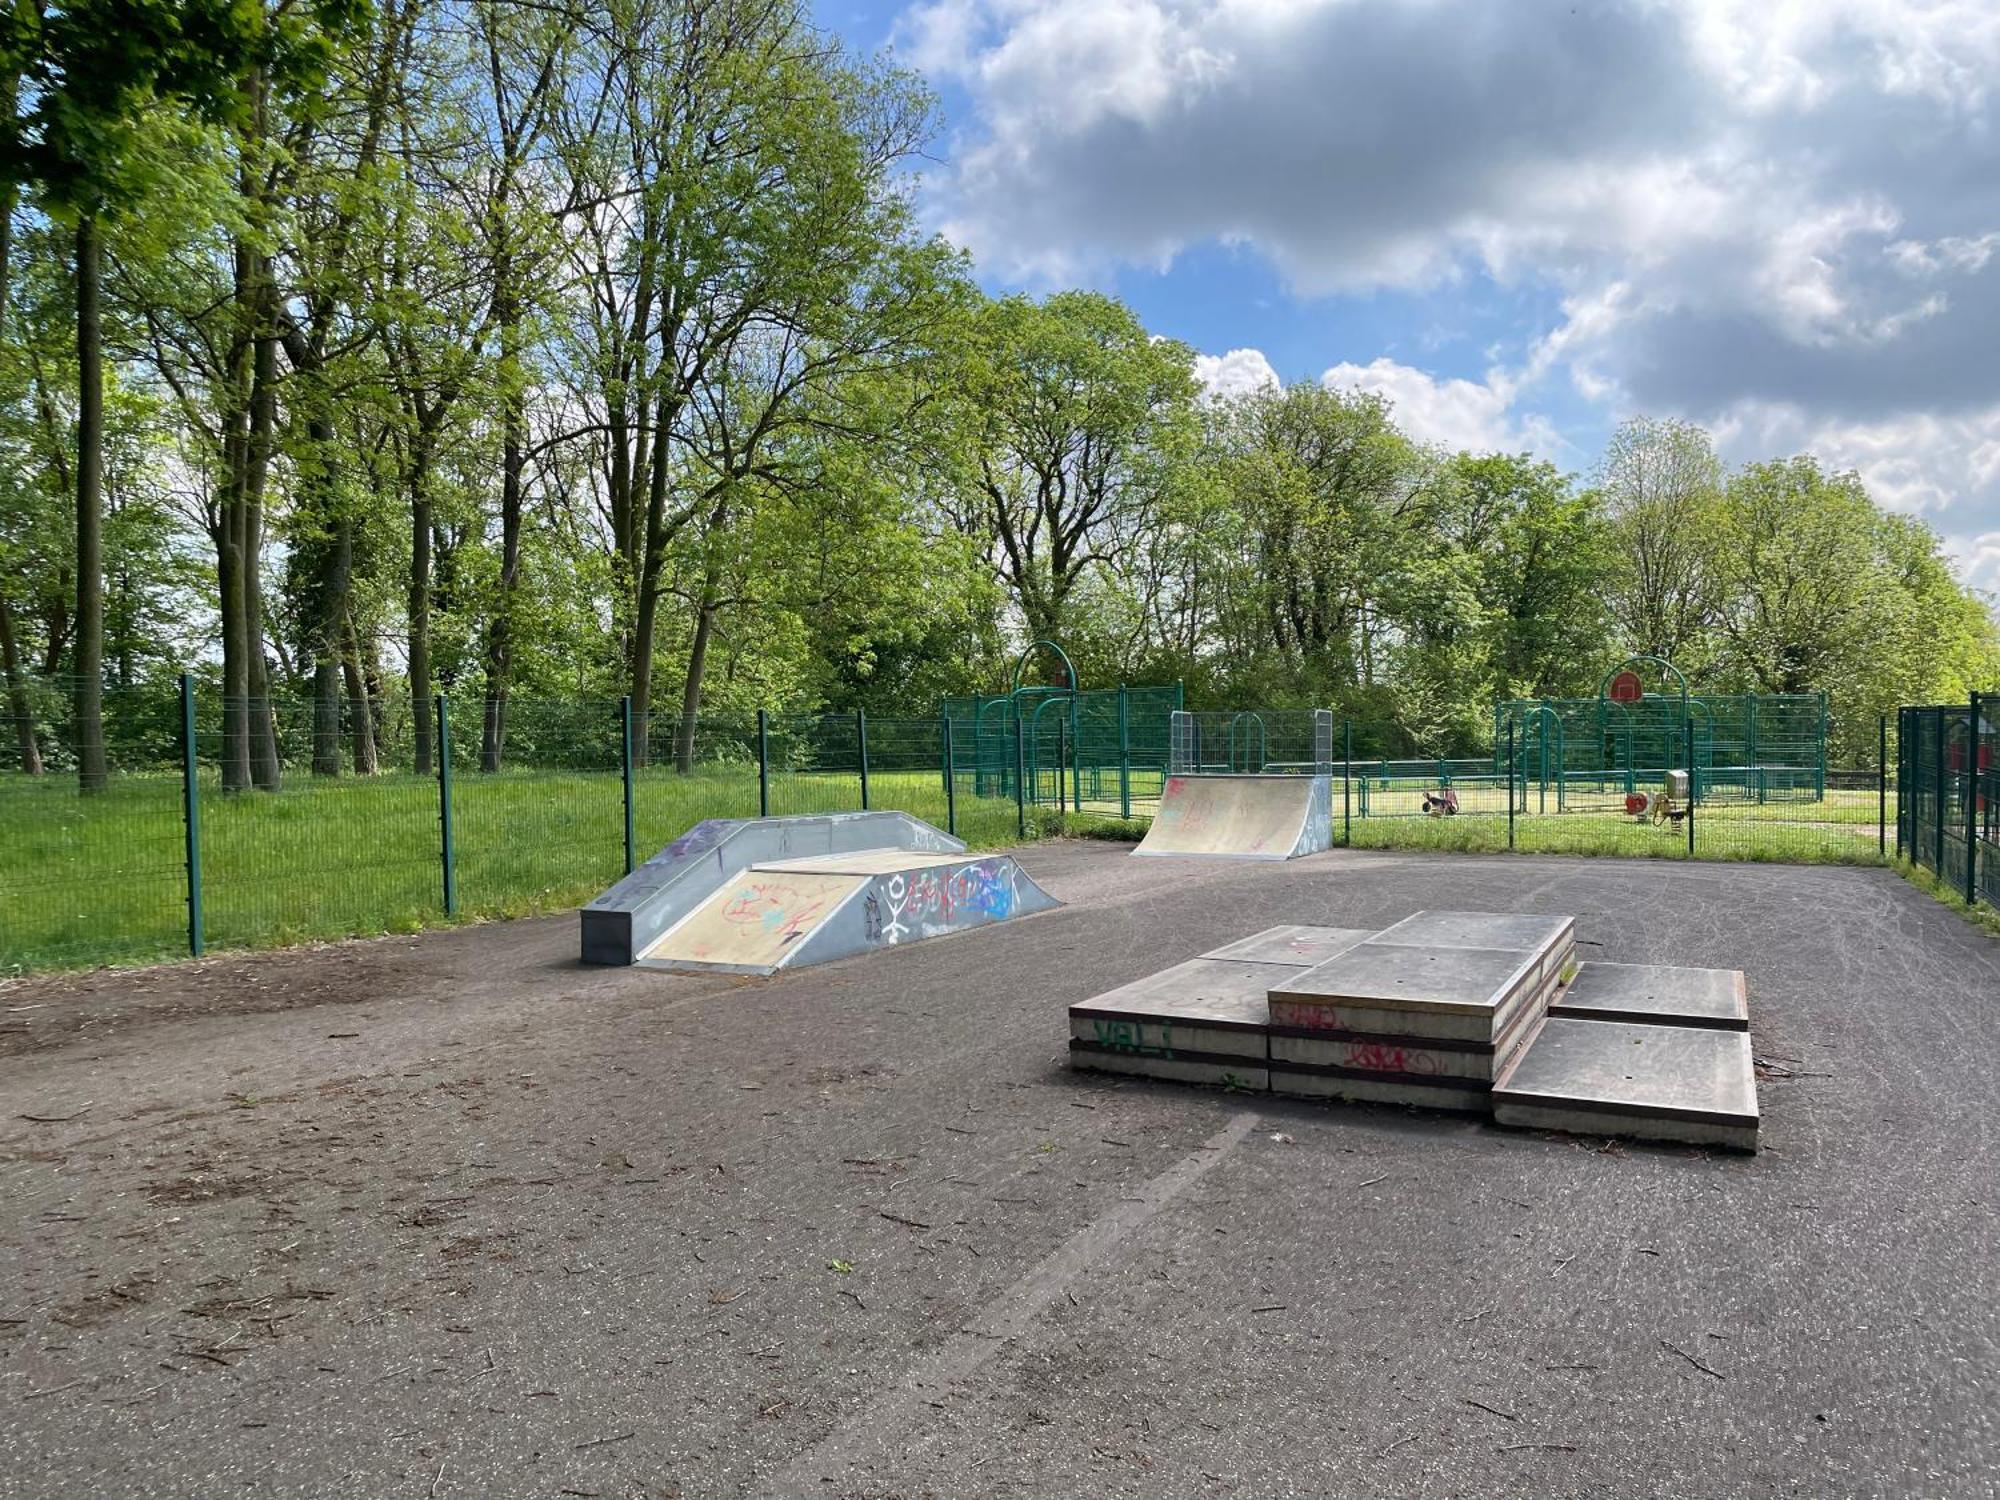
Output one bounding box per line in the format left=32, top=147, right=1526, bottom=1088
left=2, top=842, right=1997, bottom=1499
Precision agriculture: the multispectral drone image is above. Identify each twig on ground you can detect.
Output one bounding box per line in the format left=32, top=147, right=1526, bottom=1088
left=18, top=1104, right=91, bottom=1123
left=1660, top=1339, right=1725, bottom=1379
left=1463, top=1397, right=1520, bottom=1422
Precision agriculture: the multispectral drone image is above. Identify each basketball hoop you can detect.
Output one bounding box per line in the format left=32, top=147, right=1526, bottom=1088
left=1609, top=670, right=1643, bottom=704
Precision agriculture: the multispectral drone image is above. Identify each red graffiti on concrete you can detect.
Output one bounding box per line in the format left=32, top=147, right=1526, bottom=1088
left=1340, top=1041, right=1445, bottom=1075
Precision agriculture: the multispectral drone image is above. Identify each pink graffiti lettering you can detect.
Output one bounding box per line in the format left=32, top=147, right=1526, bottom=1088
left=1340, top=1041, right=1444, bottom=1076
left=1273, top=1000, right=1345, bottom=1031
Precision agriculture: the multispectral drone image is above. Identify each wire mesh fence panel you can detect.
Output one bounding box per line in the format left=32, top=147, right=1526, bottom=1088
left=1336, top=728, right=1514, bottom=849
left=1172, top=709, right=1332, bottom=775
left=942, top=684, right=1180, bottom=820
left=630, top=714, right=762, bottom=857
left=760, top=714, right=862, bottom=821
left=450, top=697, right=628, bottom=917
left=194, top=690, right=449, bottom=951
left=0, top=682, right=191, bottom=972
left=849, top=717, right=953, bottom=833
left=1901, top=700, right=1991, bottom=903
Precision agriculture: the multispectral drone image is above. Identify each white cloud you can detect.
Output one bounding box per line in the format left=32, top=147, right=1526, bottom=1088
left=1317, top=357, right=1537, bottom=457
left=1192, top=347, right=1278, bottom=399
left=904, top=0, right=2000, bottom=569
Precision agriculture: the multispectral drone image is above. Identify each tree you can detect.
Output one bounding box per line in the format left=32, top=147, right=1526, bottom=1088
left=1444, top=452, right=1613, bottom=700
left=1596, top=415, right=1724, bottom=671
left=0, top=0, right=358, bottom=790
left=1212, top=380, right=1430, bottom=697
left=550, top=0, right=958, bottom=764
left=946, top=291, right=1199, bottom=650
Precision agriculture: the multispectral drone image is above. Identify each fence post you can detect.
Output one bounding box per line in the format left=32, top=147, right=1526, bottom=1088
left=437, top=694, right=456, bottom=915
left=179, top=672, right=204, bottom=957
left=1014, top=711, right=1026, bottom=839
left=1817, top=691, right=1829, bottom=801
left=857, top=710, right=870, bottom=810
left=1117, top=685, right=1131, bottom=820
left=621, top=697, right=636, bottom=874
left=757, top=710, right=770, bottom=818
left=1935, top=707, right=1947, bottom=879
left=1686, top=719, right=1696, bottom=858
left=1507, top=719, right=1516, bottom=851
left=1056, top=718, right=1068, bottom=815
left=1342, top=719, right=1352, bottom=846
left=943, top=718, right=957, bottom=838
left=1901, top=708, right=1911, bottom=856
left=1967, top=692, right=1982, bottom=906
left=1878, top=714, right=1887, bottom=859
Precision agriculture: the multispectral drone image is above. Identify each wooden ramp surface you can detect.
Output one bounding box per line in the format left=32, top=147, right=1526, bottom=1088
left=642, top=870, right=864, bottom=970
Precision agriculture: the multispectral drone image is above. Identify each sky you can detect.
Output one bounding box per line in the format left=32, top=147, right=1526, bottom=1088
left=810, top=0, right=2000, bottom=600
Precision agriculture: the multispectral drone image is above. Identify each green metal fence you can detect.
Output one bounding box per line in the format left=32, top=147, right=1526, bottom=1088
left=1898, top=695, right=1994, bottom=911
left=1, top=678, right=1909, bottom=976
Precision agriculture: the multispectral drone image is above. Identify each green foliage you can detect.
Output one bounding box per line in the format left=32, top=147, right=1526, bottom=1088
left=0, top=0, right=1990, bottom=787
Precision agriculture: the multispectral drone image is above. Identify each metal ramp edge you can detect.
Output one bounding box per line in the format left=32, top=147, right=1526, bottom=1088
left=580, top=812, right=965, bottom=966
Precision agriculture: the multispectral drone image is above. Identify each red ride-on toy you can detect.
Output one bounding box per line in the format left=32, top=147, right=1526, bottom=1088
left=1626, top=771, right=1689, bottom=828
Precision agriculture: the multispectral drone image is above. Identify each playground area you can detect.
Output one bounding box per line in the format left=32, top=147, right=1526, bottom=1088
left=4, top=843, right=1997, bottom=1496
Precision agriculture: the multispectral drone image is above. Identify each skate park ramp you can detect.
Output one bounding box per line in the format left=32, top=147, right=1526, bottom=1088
left=579, top=812, right=1059, bottom=974
left=1132, top=774, right=1333, bottom=860
left=1069, top=913, right=1759, bottom=1152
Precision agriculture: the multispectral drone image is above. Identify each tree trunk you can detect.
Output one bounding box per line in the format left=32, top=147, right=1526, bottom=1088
left=409, top=448, right=434, bottom=774
left=216, top=298, right=251, bottom=790
left=341, top=613, right=377, bottom=774
left=675, top=586, right=718, bottom=775
left=0, top=78, right=34, bottom=777
left=311, top=656, right=342, bottom=776
left=239, top=76, right=281, bottom=791
left=630, top=571, right=659, bottom=771
left=73, top=215, right=106, bottom=793
left=0, top=586, right=40, bottom=774
left=627, top=390, right=675, bottom=772
left=480, top=304, right=524, bottom=774
left=245, top=299, right=281, bottom=790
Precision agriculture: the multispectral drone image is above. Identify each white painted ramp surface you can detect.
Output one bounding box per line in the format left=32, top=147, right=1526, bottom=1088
left=1133, top=775, right=1330, bottom=859
left=643, top=870, right=864, bottom=970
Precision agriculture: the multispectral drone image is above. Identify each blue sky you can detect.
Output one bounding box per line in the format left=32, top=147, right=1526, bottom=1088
left=816, top=0, right=2000, bottom=596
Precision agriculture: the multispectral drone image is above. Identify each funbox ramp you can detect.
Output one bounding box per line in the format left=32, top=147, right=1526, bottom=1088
left=579, top=811, right=1058, bottom=974
left=1132, top=774, right=1334, bottom=860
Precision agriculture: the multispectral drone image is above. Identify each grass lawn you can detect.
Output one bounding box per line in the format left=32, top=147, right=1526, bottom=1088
left=0, top=765, right=1027, bottom=975
left=0, top=764, right=1903, bottom=976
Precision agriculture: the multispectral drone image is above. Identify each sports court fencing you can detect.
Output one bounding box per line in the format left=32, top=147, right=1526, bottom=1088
left=1897, top=696, right=1996, bottom=911
left=0, top=681, right=1036, bottom=974
left=1, top=678, right=1908, bottom=975
left=942, top=684, right=1182, bottom=818
left=1497, top=687, right=1829, bottom=806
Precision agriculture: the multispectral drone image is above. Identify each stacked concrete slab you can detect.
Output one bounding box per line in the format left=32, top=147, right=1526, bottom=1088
left=1069, top=911, right=1759, bottom=1152
left=1266, top=912, right=1575, bottom=1114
